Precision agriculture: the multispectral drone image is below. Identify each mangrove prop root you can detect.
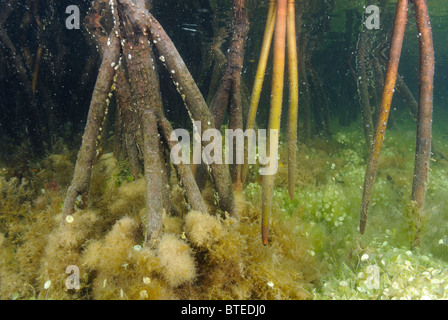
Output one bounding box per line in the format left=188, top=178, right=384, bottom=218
left=378, top=55, right=444, bottom=161
left=359, top=0, right=408, bottom=234
left=118, top=0, right=167, bottom=243
left=306, top=53, right=331, bottom=137
left=229, top=84, right=244, bottom=192
left=112, top=98, right=124, bottom=160
left=143, top=9, right=236, bottom=217
left=31, top=0, right=44, bottom=97
left=298, top=33, right=311, bottom=143
left=376, top=51, right=419, bottom=121
left=142, top=110, right=164, bottom=246
left=158, top=116, right=209, bottom=214
left=395, top=73, right=418, bottom=121
left=208, top=0, right=248, bottom=192
left=373, top=56, right=385, bottom=105
left=0, top=3, right=46, bottom=149
left=0, top=9, right=30, bottom=91
left=206, top=25, right=229, bottom=105
left=62, top=27, right=121, bottom=220
left=411, top=0, right=435, bottom=215
left=115, top=66, right=142, bottom=179
left=31, top=46, right=43, bottom=96
left=84, top=0, right=112, bottom=55
left=157, top=134, right=173, bottom=215
left=262, top=0, right=287, bottom=245
left=286, top=0, right=298, bottom=200
left=356, top=29, right=374, bottom=147
left=242, top=0, right=276, bottom=183
left=210, top=0, right=249, bottom=128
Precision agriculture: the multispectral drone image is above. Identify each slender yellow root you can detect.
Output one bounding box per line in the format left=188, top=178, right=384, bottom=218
left=286, top=0, right=298, bottom=200
left=242, top=1, right=276, bottom=183
left=262, top=0, right=287, bottom=245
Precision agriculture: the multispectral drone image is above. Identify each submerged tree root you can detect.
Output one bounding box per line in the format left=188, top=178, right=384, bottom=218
left=61, top=0, right=236, bottom=252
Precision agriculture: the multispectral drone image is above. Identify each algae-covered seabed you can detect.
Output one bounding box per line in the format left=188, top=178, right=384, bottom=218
left=0, top=0, right=448, bottom=300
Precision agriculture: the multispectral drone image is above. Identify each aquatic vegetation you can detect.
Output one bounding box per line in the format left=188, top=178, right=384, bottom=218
left=33, top=154, right=75, bottom=192
left=157, top=233, right=197, bottom=287
left=184, top=211, right=224, bottom=248
left=0, top=118, right=447, bottom=300
left=110, top=159, right=135, bottom=187
left=313, top=239, right=448, bottom=300
left=0, top=177, right=33, bottom=244
left=38, top=210, right=101, bottom=299
left=0, top=232, right=22, bottom=299
left=108, top=178, right=146, bottom=219
left=0, top=0, right=446, bottom=301
left=0, top=151, right=319, bottom=300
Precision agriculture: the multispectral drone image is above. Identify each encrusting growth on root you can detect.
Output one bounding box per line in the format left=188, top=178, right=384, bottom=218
left=142, top=7, right=237, bottom=217
left=61, top=0, right=236, bottom=249
left=208, top=0, right=249, bottom=192
left=141, top=110, right=164, bottom=246
left=62, top=27, right=121, bottom=221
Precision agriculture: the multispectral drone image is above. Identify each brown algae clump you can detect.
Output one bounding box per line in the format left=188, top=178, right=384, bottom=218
left=0, top=153, right=320, bottom=300
left=157, top=234, right=196, bottom=287
left=184, top=211, right=224, bottom=248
